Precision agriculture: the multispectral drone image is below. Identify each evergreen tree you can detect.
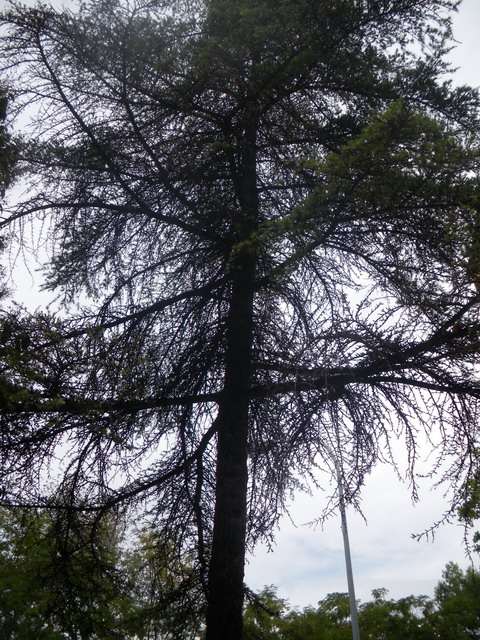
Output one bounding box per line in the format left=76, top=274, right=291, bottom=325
left=1, top=1, right=480, bottom=638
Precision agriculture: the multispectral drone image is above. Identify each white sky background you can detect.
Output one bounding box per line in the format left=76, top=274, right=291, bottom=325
left=2, top=0, right=480, bottom=611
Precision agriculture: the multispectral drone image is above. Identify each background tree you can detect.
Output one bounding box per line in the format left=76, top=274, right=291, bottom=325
left=124, top=526, right=204, bottom=640
left=0, top=506, right=202, bottom=639
left=243, top=586, right=288, bottom=640
left=1, top=1, right=480, bottom=638
left=0, top=506, right=131, bottom=639
left=359, top=588, right=436, bottom=640
left=431, top=562, right=480, bottom=640
left=458, top=450, right=480, bottom=553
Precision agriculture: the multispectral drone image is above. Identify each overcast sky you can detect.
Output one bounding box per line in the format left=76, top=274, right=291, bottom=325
left=2, top=0, right=480, bottom=612
left=246, top=0, right=480, bottom=609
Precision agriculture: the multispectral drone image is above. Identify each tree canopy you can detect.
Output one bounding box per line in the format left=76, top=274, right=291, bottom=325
left=0, top=0, right=480, bottom=637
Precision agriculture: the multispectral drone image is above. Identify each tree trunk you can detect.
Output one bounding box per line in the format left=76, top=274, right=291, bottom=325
left=205, top=273, right=255, bottom=640
left=205, top=124, right=258, bottom=640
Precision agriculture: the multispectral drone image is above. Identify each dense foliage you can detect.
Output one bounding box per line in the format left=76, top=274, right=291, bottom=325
left=0, top=0, right=480, bottom=637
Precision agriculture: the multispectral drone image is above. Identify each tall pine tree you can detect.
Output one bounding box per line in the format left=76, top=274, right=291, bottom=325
left=1, top=1, right=480, bottom=637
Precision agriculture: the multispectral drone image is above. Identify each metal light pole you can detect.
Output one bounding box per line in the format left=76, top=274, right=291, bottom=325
left=325, top=444, right=361, bottom=640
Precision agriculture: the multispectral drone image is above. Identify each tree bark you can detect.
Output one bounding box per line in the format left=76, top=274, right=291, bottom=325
left=205, top=270, right=255, bottom=640
left=205, top=122, right=258, bottom=640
